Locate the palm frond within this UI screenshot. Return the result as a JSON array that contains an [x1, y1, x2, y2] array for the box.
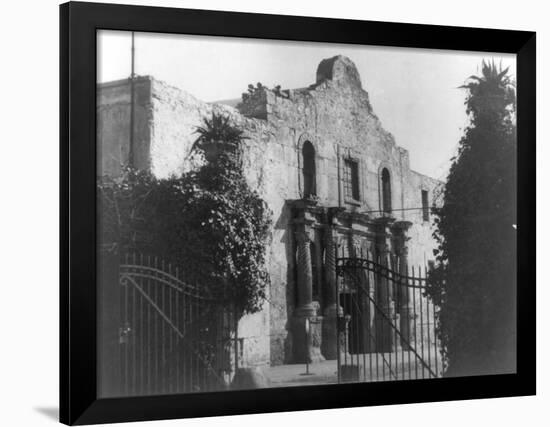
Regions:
[[191, 112, 248, 154]]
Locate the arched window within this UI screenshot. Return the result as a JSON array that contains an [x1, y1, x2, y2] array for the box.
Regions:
[[302, 141, 316, 198], [381, 168, 392, 213]]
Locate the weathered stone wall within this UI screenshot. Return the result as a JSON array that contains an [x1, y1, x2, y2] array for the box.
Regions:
[[97, 78, 153, 176], [244, 57, 410, 216], [97, 55, 442, 367], [404, 171, 441, 268]]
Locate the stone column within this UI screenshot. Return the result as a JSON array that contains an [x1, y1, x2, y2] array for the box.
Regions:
[[295, 229, 316, 317], [374, 221, 396, 352], [321, 225, 342, 359], [397, 246, 415, 348], [324, 227, 338, 313], [293, 226, 324, 363], [392, 221, 415, 348]]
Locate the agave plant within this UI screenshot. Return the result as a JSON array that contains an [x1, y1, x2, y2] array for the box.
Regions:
[[194, 112, 245, 146], [460, 59, 516, 123], [189, 113, 247, 163]]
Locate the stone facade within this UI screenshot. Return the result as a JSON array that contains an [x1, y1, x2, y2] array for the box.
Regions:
[[97, 55, 441, 368]]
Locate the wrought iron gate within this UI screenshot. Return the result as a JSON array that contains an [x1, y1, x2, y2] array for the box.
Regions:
[[335, 250, 441, 382], [100, 251, 235, 397]]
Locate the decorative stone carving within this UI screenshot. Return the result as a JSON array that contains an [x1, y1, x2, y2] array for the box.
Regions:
[[324, 227, 338, 310], [292, 315, 325, 363], [374, 221, 396, 352], [392, 221, 416, 347], [292, 222, 325, 363], [321, 224, 343, 360], [294, 229, 316, 318]]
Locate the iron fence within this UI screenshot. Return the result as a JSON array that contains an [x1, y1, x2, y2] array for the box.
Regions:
[[336, 247, 441, 382], [99, 251, 235, 397]]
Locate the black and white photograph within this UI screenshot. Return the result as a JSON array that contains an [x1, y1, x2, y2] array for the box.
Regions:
[[96, 30, 517, 397], [2, 0, 546, 426]]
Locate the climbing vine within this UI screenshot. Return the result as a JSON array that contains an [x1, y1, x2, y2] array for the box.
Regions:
[[425, 61, 517, 376], [98, 113, 272, 317]]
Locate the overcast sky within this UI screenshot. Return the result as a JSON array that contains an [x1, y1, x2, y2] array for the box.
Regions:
[[97, 30, 516, 179]]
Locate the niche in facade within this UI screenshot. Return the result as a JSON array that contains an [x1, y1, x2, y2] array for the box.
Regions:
[[302, 141, 316, 198], [382, 168, 392, 213]]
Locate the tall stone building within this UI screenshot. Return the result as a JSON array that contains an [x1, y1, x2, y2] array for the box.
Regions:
[[98, 56, 441, 368]]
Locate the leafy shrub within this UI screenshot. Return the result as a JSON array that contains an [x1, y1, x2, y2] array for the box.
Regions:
[[99, 114, 272, 317], [426, 61, 517, 376]]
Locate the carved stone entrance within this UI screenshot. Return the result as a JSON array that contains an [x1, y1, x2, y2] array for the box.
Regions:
[[288, 199, 423, 366]]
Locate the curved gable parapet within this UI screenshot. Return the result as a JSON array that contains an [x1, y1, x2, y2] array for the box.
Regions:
[[316, 55, 362, 88]]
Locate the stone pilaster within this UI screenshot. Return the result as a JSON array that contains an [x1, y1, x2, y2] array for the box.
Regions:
[[392, 221, 415, 348], [293, 226, 324, 363], [321, 223, 342, 359], [323, 226, 339, 314], [398, 246, 416, 349], [294, 229, 316, 317], [374, 218, 396, 352]]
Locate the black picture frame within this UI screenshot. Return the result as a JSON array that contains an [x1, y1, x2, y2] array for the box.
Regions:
[[60, 1, 536, 425]]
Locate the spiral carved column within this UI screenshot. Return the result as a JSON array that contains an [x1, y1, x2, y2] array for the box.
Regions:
[[293, 226, 324, 363], [375, 221, 396, 352], [295, 230, 316, 317], [324, 227, 338, 313], [393, 221, 414, 348], [321, 225, 342, 360]]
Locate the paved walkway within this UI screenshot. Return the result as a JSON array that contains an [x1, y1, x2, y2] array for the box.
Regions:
[[263, 352, 441, 387], [265, 360, 338, 387]]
